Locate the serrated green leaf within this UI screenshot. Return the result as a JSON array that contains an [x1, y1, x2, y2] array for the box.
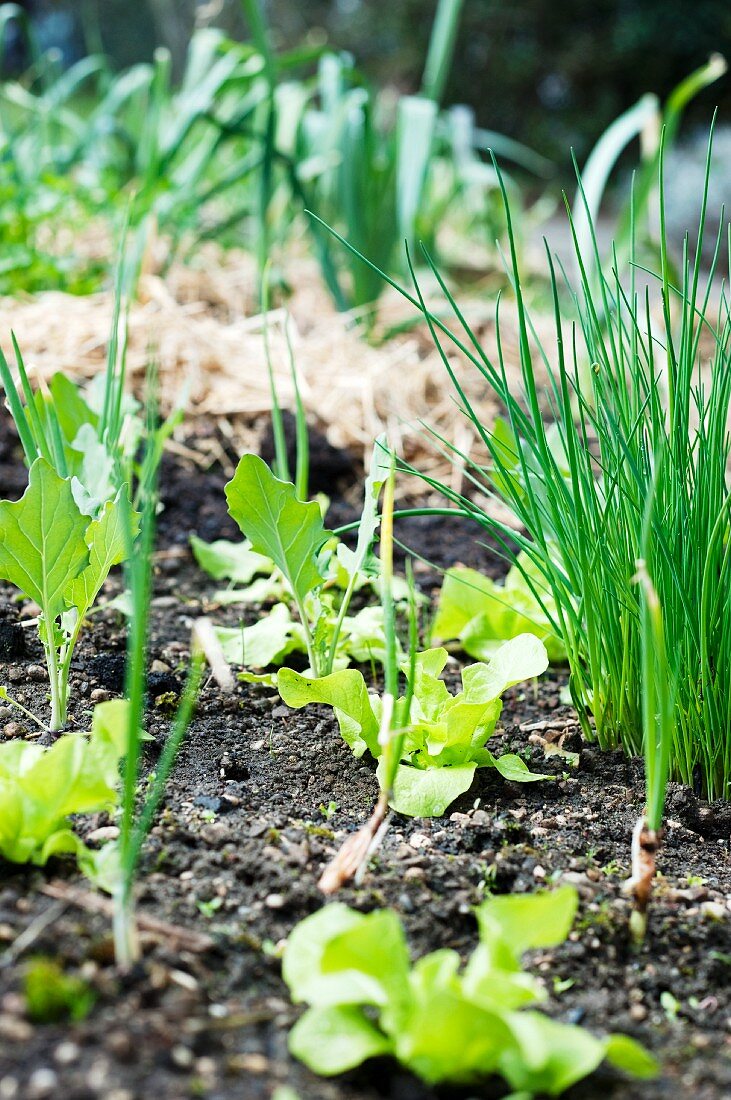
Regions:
[[0, 457, 89, 619], [225, 454, 330, 604], [65, 492, 136, 617]]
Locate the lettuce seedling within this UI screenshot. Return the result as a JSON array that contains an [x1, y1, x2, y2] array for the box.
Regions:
[[214, 600, 393, 682], [283, 889, 657, 1090], [432, 554, 567, 663], [0, 458, 136, 729], [278, 635, 550, 816], [0, 699, 130, 869], [223, 438, 391, 678]]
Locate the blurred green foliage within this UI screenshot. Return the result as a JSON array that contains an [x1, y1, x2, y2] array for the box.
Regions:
[[89, 0, 731, 170]]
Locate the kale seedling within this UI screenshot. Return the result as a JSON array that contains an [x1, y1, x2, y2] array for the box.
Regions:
[[221, 437, 392, 680], [0, 459, 136, 729], [283, 888, 657, 1091]]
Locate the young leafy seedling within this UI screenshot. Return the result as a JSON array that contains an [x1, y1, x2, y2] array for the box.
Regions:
[[222, 436, 392, 680], [0, 458, 136, 730], [0, 699, 131, 871], [283, 888, 657, 1090], [278, 638, 549, 818]]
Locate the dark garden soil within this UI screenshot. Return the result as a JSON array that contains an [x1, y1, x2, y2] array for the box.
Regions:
[[0, 413, 730, 1100]]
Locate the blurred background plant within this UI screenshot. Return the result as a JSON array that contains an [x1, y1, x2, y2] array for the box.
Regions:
[[0, 0, 726, 308]]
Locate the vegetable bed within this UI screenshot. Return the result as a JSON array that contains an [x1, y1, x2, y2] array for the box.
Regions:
[[0, 415, 729, 1100]]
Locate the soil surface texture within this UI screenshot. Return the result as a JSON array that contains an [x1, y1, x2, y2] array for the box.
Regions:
[[0, 412, 729, 1100]]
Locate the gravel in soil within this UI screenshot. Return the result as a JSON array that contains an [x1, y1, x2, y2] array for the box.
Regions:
[[0, 417, 730, 1100]]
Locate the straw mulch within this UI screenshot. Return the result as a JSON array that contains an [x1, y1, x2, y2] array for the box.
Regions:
[[0, 242, 552, 491]]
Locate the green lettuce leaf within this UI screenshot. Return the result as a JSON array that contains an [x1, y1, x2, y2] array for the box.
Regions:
[[279, 636, 549, 816], [432, 558, 566, 663], [283, 891, 657, 1091], [0, 701, 130, 866], [278, 667, 380, 757], [190, 533, 272, 585], [288, 1005, 392, 1075]]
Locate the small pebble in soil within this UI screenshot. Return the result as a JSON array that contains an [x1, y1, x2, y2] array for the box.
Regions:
[[27, 1069, 57, 1099], [193, 794, 239, 814], [53, 1042, 80, 1066]]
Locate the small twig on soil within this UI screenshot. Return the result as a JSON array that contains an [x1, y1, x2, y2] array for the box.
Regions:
[[191, 617, 234, 693], [40, 882, 215, 955], [318, 793, 390, 896], [353, 808, 393, 888], [622, 814, 661, 944], [0, 900, 68, 969]]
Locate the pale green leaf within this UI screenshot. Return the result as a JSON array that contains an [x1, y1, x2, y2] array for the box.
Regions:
[[336, 435, 391, 584], [433, 561, 566, 663], [65, 492, 136, 617], [486, 751, 551, 783], [283, 903, 409, 1008], [475, 886, 578, 955], [68, 424, 117, 516], [190, 533, 272, 584], [603, 1034, 658, 1079], [214, 603, 303, 667], [461, 634, 549, 700], [289, 1005, 391, 1075], [379, 760, 477, 816], [500, 1011, 606, 1095], [278, 667, 380, 757]]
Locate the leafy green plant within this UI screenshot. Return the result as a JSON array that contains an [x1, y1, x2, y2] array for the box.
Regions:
[[432, 554, 566, 663], [283, 889, 657, 1090], [23, 957, 95, 1024], [222, 438, 392, 679], [279, 637, 549, 817], [0, 458, 136, 729], [328, 127, 731, 801], [0, 699, 130, 867]]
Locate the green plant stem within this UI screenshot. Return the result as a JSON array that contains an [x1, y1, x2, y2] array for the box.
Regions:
[[378, 456, 403, 799], [420, 0, 465, 105]]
